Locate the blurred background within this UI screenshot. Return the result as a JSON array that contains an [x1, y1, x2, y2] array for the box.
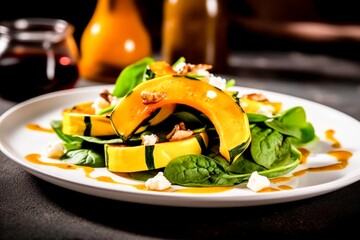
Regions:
[[1, 0, 360, 83], [1, 0, 359, 56]]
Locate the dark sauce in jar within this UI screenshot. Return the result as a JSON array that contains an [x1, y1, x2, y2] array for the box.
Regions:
[[0, 18, 79, 102]]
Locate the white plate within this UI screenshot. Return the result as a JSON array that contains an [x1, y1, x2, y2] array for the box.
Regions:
[[1, 85, 360, 207]]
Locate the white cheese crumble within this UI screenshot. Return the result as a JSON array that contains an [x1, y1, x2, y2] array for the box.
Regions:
[[206, 90, 217, 99], [247, 171, 270, 192], [91, 93, 120, 114], [145, 172, 171, 190], [142, 134, 158, 145], [240, 102, 248, 108], [91, 96, 111, 114], [257, 104, 275, 117], [44, 139, 65, 159], [110, 96, 121, 106], [194, 68, 210, 77], [208, 75, 226, 90]]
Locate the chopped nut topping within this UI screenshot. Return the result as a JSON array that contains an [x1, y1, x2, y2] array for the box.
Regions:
[[141, 91, 167, 104], [99, 89, 112, 103], [176, 63, 213, 75], [166, 122, 193, 141]]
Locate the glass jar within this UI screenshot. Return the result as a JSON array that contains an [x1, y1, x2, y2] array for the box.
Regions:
[[0, 18, 79, 102], [161, 0, 228, 72], [79, 0, 152, 84]]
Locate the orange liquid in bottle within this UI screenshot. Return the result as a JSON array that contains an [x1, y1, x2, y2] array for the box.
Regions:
[[79, 0, 152, 83]]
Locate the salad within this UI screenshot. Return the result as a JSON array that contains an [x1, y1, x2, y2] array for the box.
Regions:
[[47, 57, 317, 191]]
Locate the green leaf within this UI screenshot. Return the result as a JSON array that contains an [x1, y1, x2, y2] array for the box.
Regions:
[[265, 119, 303, 139], [172, 56, 186, 67], [130, 169, 161, 181], [50, 120, 82, 144], [250, 126, 291, 169], [247, 113, 271, 123], [226, 79, 236, 88], [267, 106, 317, 145], [164, 154, 246, 187], [226, 152, 267, 174], [112, 57, 155, 97], [60, 149, 105, 167]]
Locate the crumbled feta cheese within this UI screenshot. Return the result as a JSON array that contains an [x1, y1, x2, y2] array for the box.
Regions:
[[109, 95, 121, 106], [44, 139, 65, 159], [145, 172, 171, 190], [257, 104, 275, 117], [247, 171, 270, 192], [91, 96, 111, 114], [142, 134, 158, 145], [194, 68, 210, 77], [208, 75, 226, 90], [240, 102, 248, 108], [206, 90, 217, 99]]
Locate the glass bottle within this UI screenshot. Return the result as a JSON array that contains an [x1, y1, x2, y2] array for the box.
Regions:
[[161, 0, 228, 72], [79, 0, 152, 84], [0, 18, 79, 102]]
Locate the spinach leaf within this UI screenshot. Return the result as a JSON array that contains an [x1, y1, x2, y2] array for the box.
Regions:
[[226, 79, 236, 88], [50, 120, 122, 167], [163, 151, 300, 187], [250, 125, 291, 169], [60, 149, 105, 167], [247, 113, 271, 123], [50, 120, 82, 144], [172, 56, 186, 67], [257, 158, 300, 179], [265, 119, 302, 139], [226, 151, 267, 174], [266, 106, 316, 146], [112, 57, 155, 97], [50, 120, 83, 151], [130, 169, 162, 181], [164, 154, 247, 187]]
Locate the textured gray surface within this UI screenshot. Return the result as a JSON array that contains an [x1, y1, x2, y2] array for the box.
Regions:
[[1, 52, 360, 239]]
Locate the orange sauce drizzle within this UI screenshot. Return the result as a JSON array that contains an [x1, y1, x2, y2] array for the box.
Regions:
[[26, 123, 54, 133], [298, 148, 311, 164], [26, 153, 76, 169], [24, 125, 354, 194], [259, 187, 280, 193], [271, 149, 353, 186], [325, 129, 341, 148], [25, 153, 232, 194]]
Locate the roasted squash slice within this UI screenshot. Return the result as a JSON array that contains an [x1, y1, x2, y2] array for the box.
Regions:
[[110, 75, 251, 162], [62, 102, 116, 136], [148, 61, 177, 76], [105, 132, 208, 172], [240, 93, 282, 115], [62, 102, 176, 137]]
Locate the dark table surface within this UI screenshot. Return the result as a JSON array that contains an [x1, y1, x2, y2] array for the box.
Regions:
[[1, 51, 360, 239]]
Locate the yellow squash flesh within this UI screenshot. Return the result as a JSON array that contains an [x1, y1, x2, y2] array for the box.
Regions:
[[240, 93, 282, 115], [62, 101, 176, 137], [105, 132, 208, 172], [62, 102, 116, 136], [110, 75, 251, 162]]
